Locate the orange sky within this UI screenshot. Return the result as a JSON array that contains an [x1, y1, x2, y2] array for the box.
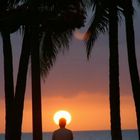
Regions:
[[0, 31, 139, 133], [0, 7, 140, 133], [0, 91, 137, 133]]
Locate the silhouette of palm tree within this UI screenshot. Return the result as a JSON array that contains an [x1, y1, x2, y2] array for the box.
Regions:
[[123, 0, 140, 139], [84, 0, 140, 139], [109, 1, 122, 139], [0, 1, 85, 140], [0, 1, 17, 140], [83, 1, 122, 139], [1, 31, 14, 140]]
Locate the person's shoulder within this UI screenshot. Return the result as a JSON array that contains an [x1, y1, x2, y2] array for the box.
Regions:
[[52, 129, 60, 134], [53, 128, 72, 134], [65, 128, 73, 133], [53, 128, 61, 133]]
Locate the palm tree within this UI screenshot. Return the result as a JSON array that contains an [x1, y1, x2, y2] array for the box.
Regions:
[[0, 2, 31, 140], [30, 2, 85, 140], [83, 0, 122, 139], [84, 0, 140, 139], [30, 26, 43, 140], [109, 0, 122, 139], [123, 0, 140, 138], [1, 1, 85, 140], [13, 26, 31, 140], [0, 1, 17, 140], [1, 31, 15, 140]]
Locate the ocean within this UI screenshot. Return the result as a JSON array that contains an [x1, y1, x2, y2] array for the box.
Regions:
[[0, 130, 138, 140]]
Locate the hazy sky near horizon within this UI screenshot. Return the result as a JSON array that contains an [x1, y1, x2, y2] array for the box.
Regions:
[[0, 5, 140, 133]]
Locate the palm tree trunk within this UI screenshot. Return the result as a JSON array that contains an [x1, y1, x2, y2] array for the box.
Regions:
[[109, 1, 122, 140], [31, 27, 43, 140], [2, 32, 14, 140], [13, 27, 31, 140], [124, 0, 140, 138]]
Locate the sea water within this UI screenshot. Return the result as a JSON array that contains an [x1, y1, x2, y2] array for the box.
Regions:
[[0, 130, 138, 140]]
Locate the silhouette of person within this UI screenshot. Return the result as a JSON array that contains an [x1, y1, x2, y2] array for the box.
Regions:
[[52, 118, 73, 140]]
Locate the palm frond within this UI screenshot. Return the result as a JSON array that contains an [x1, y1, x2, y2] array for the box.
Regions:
[[0, 0, 85, 78], [40, 32, 57, 77], [38, 0, 85, 77], [0, 0, 10, 10], [136, 0, 140, 6], [81, 0, 92, 8], [40, 30, 72, 77], [84, 4, 109, 58]]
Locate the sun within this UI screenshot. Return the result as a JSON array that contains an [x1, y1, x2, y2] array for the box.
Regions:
[[53, 110, 72, 125]]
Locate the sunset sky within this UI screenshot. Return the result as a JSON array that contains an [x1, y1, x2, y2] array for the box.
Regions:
[[0, 5, 140, 133]]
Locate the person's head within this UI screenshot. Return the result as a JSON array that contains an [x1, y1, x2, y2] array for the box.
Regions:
[[59, 118, 66, 128]]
